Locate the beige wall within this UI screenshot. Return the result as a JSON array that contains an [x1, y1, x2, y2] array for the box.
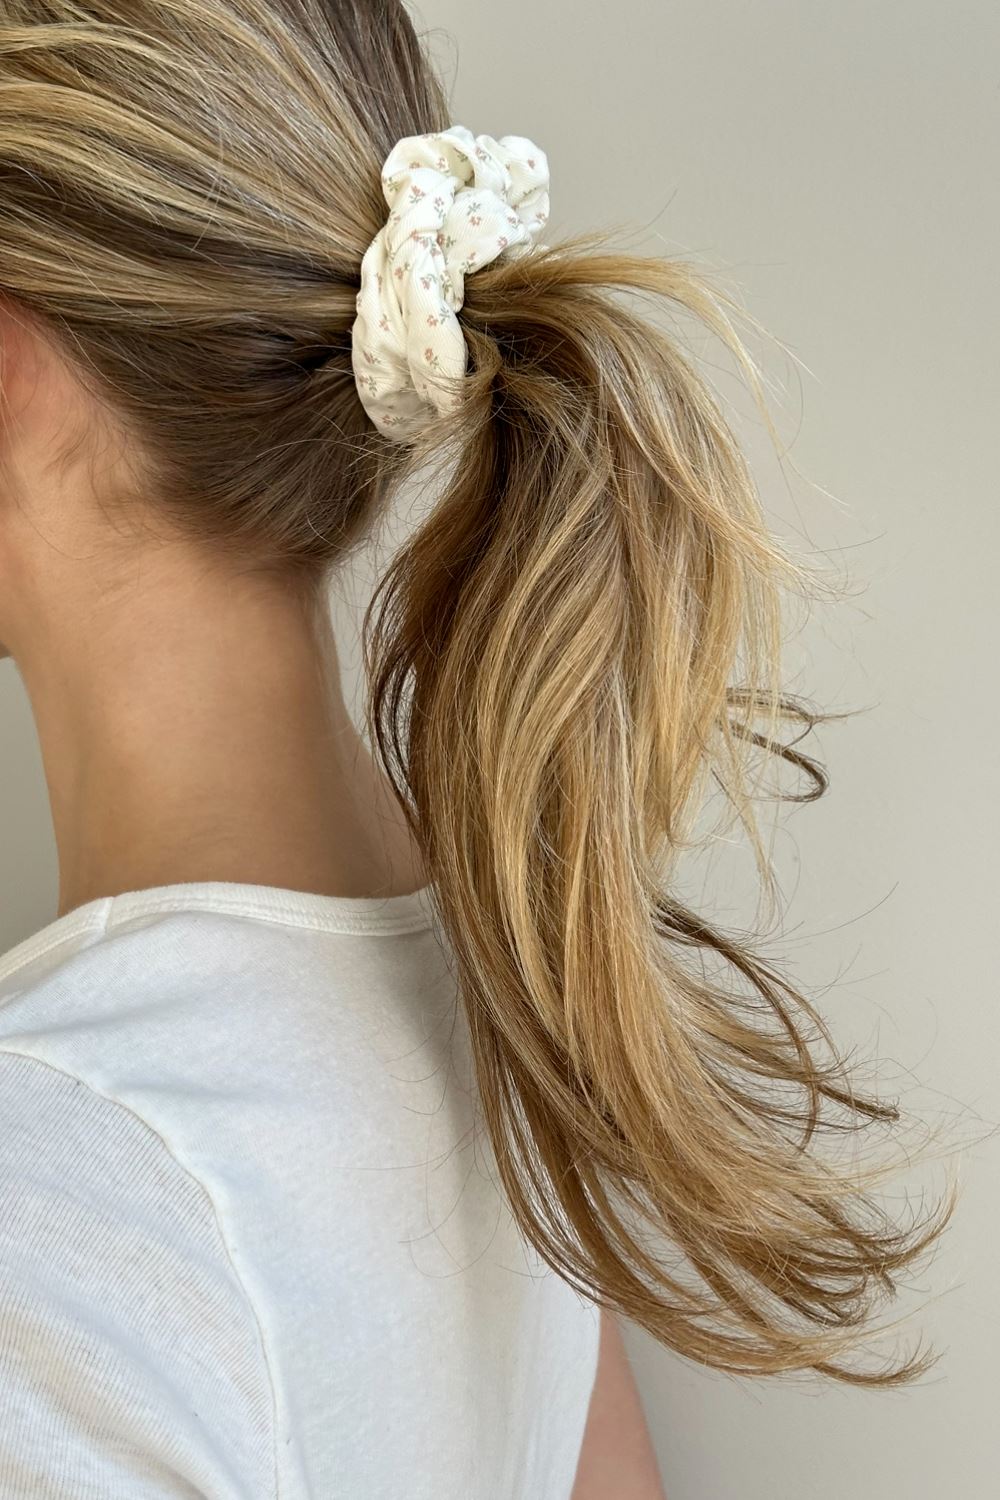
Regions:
[[0, 3, 996, 1494]]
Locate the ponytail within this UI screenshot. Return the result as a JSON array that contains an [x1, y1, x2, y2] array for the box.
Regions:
[[363, 228, 957, 1383]]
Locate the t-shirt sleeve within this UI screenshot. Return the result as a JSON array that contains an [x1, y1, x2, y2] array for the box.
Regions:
[[0, 1048, 276, 1498]]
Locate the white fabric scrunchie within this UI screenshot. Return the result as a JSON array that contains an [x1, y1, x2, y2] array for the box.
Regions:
[[351, 124, 550, 443]]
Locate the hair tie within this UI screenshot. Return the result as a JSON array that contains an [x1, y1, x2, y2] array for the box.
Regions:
[[351, 124, 550, 443]]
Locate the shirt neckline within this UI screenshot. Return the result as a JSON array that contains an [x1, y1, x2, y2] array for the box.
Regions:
[[0, 877, 442, 992]]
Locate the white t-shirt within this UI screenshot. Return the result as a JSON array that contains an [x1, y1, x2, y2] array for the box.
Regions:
[[0, 880, 600, 1498]]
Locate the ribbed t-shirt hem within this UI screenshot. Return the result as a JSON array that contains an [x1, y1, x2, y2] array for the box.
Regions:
[[0, 878, 442, 993]]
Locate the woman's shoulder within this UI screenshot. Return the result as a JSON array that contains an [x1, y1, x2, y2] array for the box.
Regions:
[[0, 1045, 276, 1496]]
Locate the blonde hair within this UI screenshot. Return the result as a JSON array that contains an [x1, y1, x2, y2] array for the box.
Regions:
[[0, 0, 965, 1382]]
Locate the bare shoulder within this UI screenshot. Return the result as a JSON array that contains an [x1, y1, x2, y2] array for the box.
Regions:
[[570, 1309, 667, 1500]]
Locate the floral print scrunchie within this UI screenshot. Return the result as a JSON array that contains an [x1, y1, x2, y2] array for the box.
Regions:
[[351, 124, 550, 443]]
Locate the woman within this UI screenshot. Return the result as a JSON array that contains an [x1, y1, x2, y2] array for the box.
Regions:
[[0, 3, 956, 1496]]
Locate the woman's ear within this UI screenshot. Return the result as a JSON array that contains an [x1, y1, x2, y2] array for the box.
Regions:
[[0, 301, 107, 671]]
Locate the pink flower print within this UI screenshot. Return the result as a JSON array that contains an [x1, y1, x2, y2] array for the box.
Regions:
[[527, 158, 535, 168], [497, 235, 508, 250], [427, 312, 439, 327], [436, 157, 447, 170], [433, 196, 445, 213], [379, 314, 390, 332], [419, 272, 438, 291], [469, 215, 481, 227], [475, 146, 488, 161], [507, 213, 518, 227], [424, 347, 442, 371], [408, 184, 426, 206], [376, 271, 383, 290], [394, 265, 405, 280]]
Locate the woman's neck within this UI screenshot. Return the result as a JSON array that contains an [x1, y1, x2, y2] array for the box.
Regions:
[[9, 535, 425, 917]]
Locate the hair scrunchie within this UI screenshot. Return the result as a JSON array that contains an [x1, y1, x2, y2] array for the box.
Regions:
[[351, 124, 550, 442]]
